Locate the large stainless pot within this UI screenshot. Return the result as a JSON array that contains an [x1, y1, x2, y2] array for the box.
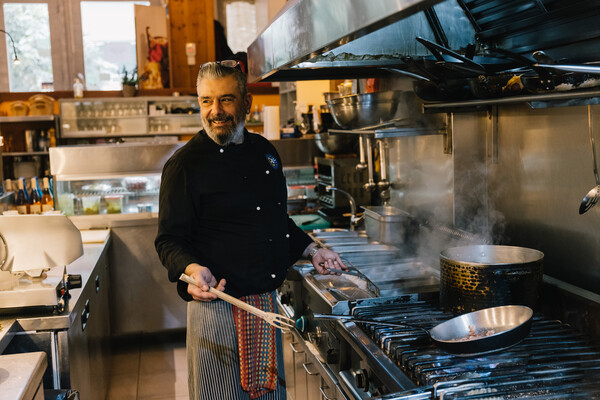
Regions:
[[440, 245, 544, 315]]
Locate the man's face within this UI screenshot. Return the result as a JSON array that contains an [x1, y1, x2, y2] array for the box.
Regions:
[[198, 75, 252, 146]]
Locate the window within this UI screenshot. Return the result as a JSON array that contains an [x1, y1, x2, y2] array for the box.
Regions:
[[4, 3, 53, 92], [81, 1, 148, 90], [0, 0, 157, 92]]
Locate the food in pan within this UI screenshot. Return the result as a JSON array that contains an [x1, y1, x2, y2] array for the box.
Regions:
[[447, 325, 497, 342]]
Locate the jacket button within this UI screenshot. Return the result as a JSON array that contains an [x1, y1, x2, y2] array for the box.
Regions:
[[268, 238, 273, 242], [256, 206, 261, 211], [286, 234, 290, 238], [265, 170, 270, 174], [271, 274, 276, 278], [219, 148, 224, 153]]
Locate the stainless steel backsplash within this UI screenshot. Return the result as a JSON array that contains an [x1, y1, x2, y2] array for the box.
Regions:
[[387, 103, 600, 296]]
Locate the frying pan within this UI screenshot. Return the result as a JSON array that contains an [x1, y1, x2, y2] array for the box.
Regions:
[[313, 305, 533, 355], [406, 38, 525, 100]]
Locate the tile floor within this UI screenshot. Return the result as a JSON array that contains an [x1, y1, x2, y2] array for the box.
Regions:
[[107, 330, 189, 400]]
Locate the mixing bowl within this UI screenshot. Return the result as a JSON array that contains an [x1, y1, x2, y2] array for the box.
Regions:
[[314, 132, 358, 155], [325, 90, 402, 129]]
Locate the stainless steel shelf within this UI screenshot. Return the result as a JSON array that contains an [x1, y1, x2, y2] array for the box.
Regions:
[[2, 151, 49, 157], [329, 127, 445, 138], [148, 114, 200, 118], [63, 115, 145, 120], [423, 89, 600, 113], [0, 115, 55, 123]]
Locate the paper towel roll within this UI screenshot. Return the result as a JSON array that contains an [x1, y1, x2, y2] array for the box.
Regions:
[[262, 106, 280, 140]]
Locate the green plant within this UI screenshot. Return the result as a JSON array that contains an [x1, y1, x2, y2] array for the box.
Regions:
[[121, 66, 138, 86]]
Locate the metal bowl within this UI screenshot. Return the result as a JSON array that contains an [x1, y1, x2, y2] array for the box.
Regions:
[[314, 132, 358, 155], [325, 90, 402, 129]]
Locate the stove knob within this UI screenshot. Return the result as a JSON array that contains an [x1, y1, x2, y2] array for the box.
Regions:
[[66, 274, 82, 289], [353, 369, 369, 391], [295, 316, 306, 332]]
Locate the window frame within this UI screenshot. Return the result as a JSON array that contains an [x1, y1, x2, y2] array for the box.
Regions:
[[0, 0, 159, 92]]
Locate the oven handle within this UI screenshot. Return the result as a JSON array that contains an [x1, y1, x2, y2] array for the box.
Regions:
[[303, 362, 320, 376], [319, 386, 335, 400], [289, 342, 304, 353]]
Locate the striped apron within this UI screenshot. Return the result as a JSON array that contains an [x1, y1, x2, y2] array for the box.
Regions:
[[187, 291, 287, 400]]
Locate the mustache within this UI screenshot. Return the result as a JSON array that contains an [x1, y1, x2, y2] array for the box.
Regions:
[[208, 115, 234, 123]]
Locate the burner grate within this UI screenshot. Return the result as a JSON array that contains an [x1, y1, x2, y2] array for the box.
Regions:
[[352, 300, 600, 399]]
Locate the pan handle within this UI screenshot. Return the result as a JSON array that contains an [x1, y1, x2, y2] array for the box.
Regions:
[[382, 68, 431, 82], [536, 64, 600, 75], [416, 37, 486, 75], [312, 314, 431, 335]]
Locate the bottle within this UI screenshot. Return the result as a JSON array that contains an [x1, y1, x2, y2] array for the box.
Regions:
[[15, 178, 29, 214], [29, 177, 42, 214], [252, 105, 261, 123], [38, 130, 49, 151], [4, 179, 15, 211], [41, 177, 54, 212], [19, 177, 30, 204], [73, 78, 84, 98], [48, 128, 56, 148]]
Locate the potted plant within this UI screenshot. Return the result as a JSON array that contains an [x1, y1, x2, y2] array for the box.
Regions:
[[121, 66, 138, 97]]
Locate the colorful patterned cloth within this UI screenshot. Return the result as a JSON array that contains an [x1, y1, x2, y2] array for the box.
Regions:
[[232, 293, 278, 399]]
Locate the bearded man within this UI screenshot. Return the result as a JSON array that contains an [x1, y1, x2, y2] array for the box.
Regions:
[[155, 61, 347, 400]]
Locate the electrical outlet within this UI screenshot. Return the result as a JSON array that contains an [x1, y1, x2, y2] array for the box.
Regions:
[[186, 43, 196, 65]]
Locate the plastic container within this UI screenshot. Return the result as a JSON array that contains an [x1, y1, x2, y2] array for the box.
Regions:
[[81, 195, 100, 215], [104, 195, 123, 214]]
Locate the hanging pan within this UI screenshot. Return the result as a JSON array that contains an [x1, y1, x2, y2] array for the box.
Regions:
[[313, 304, 533, 355]]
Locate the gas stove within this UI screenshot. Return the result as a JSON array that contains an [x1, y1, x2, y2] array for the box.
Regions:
[[283, 228, 600, 400], [334, 295, 600, 399]]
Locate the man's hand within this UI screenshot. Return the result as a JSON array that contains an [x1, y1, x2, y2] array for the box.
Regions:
[[311, 248, 348, 275], [184, 263, 226, 301]]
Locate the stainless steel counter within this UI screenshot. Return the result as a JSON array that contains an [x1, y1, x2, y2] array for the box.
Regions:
[[0, 352, 47, 400]]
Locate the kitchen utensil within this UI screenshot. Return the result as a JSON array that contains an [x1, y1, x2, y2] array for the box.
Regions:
[[362, 206, 411, 244], [322, 267, 361, 277], [179, 273, 295, 330], [416, 37, 487, 75], [313, 132, 357, 154], [313, 305, 533, 355], [580, 105, 600, 214], [302, 217, 321, 226], [325, 90, 403, 129], [440, 245, 544, 315]]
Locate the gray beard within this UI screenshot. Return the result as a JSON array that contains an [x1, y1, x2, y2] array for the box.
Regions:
[[203, 113, 246, 146]]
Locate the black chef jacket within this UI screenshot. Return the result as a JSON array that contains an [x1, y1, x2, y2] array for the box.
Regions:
[[155, 129, 313, 300]]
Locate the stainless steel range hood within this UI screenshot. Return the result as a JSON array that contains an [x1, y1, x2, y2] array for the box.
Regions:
[[247, 0, 455, 82], [248, 0, 600, 83]]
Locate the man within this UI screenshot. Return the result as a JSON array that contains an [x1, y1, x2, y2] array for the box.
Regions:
[[155, 60, 347, 400]]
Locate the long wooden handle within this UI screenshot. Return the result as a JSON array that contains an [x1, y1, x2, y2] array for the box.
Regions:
[[179, 273, 266, 318]]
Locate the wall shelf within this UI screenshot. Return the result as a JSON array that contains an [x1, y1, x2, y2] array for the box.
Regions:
[[423, 89, 600, 113], [0, 115, 55, 123], [3, 151, 49, 157]]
